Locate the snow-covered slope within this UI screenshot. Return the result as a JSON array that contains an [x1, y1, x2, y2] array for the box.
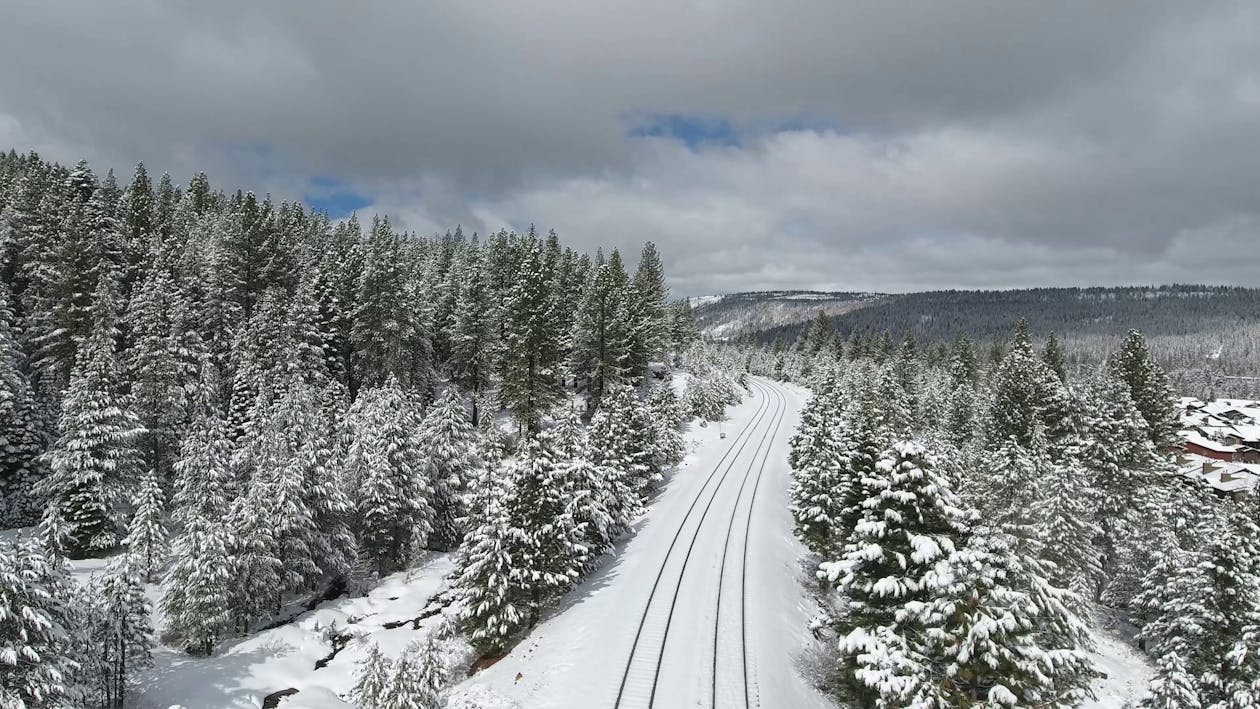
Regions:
[[689, 291, 883, 341], [134, 556, 458, 709]]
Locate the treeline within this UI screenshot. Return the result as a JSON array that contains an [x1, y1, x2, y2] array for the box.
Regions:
[[747, 322, 1260, 707], [747, 286, 1260, 397], [767, 305, 1260, 400], [0, 149, 700, 708]]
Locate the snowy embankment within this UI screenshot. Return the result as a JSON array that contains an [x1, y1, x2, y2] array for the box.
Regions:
[[131, 554, 458, 709]]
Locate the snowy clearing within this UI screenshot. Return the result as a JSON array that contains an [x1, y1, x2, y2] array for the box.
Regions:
[[133, 555, 457, 709]]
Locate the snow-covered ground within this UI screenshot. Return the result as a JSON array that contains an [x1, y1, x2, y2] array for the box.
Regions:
[[453, 377, 833, 709], [1084, 621, 1155, 708], [133, 555, 457, 709]]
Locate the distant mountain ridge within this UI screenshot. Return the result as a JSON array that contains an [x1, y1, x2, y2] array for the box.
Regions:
[[693, 285, 1260, 343], [688, 290, 884, 340]]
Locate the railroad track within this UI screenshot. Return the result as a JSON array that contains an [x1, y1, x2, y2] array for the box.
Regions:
[[613, 378, 785, 709], [714, 379, 785, 709]]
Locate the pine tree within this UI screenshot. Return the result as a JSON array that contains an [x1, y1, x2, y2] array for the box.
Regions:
[[447, 244, 495, 425], [421, 387, 480, 551], [455, 473, 530, 655], [509, 439, 585, 622], [352, 643, 392, 709], [122, 467, 166, 581], [789, 411, 845, 557], [1078, 371, 1163, 604], [387, 636, 450, 709], [968, 435, 1046, 543], [126, 264, 198, 476], [38, 274, 144, 558], [570, 253, 631, 407], [986, 321, 1066, 450], [1037, 463, 1103, 602], [0, 281, 46, 525], [1136, 508, 1260, 706], [822, 441, 970, 707], [588, 383, 655, 520], [646, 382, 686, 471], [160, 359, 234, 656], [1107, 329, 1177, 447], [35, 163, 123, 389], [118, 162, 155, 299], [498, 239, 563, 433], [90, 556, 154, 709], [1141, 653, 1202, 709], [0, 537, 82, 709], [345, 379, 434, 576], [352, 216, 424, 391], [1042, 331, 1067, 381], [913, 527, 1097, 706], [632, 242, 669, 359]]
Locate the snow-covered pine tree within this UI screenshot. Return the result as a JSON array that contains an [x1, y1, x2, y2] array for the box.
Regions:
[[35, 164, 123, 390], [386, 636, 450, 709], [89, 556, 154, 709], [160, 359, 235, 656], [588, 383, 655, 519], [632, 242, 669, 360], [1140, 653, 1202, 709], [943, 380, 978, 447], [967, 434, 1047, 544], [301, 380, 357, 586], [1107, 329, 1177, 447], [508, 439, 585, 624], [0, 280, 46, 525], [1136, 507, 1260, 706], [570, 251, 631, 408], [38, 272, 144, 558], [0, 537, 83, 709], [1042, 331, 1067, 381], [118, 162, 154, 299], [125, 259, 191, 476], [683, 373, 722, 422], [454, 472, 530, 655], [912, 526, 1098, 706], [646, 381, 686, 471], [122, 466, 165, 581], [421, 387, 479, 552], [821, 440, 970, 707], [789, 412, 845, 557], [828, 379, 899, 545], [352, 216, 423, 391], [1036, 451, 1103, 599], [351, 642, 392, 709], [447, 244, 495, 426], [1078, 370, 1164, 605], [345, 378, 434, 576], [498, 238, 563, 434]]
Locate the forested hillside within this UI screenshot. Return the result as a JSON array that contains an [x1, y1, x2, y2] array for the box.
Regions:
[[742, 287, 1260, 398], [0, 149, 713, 707], [689, 290, 882, 340], [753, 287, 1260, 344]]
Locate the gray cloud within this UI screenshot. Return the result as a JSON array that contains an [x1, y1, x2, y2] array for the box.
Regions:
[[2, 0, 1259, 294]]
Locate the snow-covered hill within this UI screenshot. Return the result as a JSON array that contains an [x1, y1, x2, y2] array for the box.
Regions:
[[689, 290, 884, 341]]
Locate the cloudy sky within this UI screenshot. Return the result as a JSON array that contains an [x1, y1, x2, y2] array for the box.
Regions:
[[2, 1, 1259, 295]]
